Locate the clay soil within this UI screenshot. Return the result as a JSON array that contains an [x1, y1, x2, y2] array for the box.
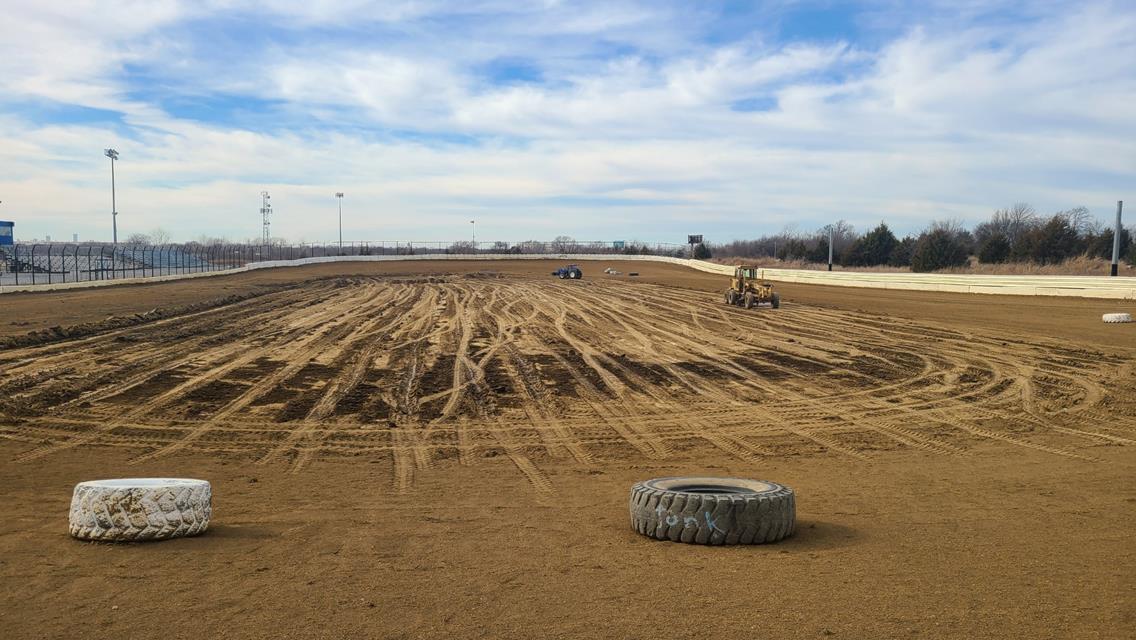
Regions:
[[1, 260, 1134, 639]]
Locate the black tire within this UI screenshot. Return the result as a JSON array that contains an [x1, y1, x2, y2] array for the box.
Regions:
[[744, 292, 754, 309], [724, 291, 735, 305], [629, 477, 795, 545], [771, 292, 781, 309], [558, 272, 567, 279], [570, 269, 582, 279]]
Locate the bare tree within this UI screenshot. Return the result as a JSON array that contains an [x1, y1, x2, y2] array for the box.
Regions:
[[1055, 206, 1098, 235], [149, 228, 172, 244], [976, 203, 1038, 247], [551, 235, 576, 253], [818, 219, 857, 253], [929, 219, 968, 236], [1003, 203, 1037, 242], [126, 232, 151, 244], [195, 234, 231, 246]]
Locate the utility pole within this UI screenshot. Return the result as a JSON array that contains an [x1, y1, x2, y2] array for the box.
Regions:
[[1112, 200, 1124, 277], [827, 226, 834, 271], [104, 149, 119, 243], [336, 192, 344, 253], [470, 220, 476, 247], [260, 191, 272, 244]]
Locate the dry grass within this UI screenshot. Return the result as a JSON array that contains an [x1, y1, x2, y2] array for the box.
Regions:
[[708, 257, 905, 272], [709, 255, 1135, 276], [941, 255, 1135, 276]]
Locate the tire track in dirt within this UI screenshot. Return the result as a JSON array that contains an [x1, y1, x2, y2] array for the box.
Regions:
[[135, 282, 403, 464], [4, 275, 1130, 492], [14, 283, 383, 462], [280, 286, 425, 471], [0, 286, 331, 411]]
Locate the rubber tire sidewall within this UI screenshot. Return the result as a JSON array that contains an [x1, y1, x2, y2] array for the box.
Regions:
[[629, 478, 795, 545]]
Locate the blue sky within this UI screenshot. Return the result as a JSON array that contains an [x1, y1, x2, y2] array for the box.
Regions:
[[0, 0, 1132, 243]]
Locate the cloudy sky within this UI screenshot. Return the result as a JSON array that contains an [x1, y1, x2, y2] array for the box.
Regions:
[[0, 0, 1132, 244]]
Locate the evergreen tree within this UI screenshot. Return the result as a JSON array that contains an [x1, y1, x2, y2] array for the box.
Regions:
[[889, 236, 916, 267], [844, 222, 898, 266], [977, 234, 1011, 263], [911, 227, 969, 272]]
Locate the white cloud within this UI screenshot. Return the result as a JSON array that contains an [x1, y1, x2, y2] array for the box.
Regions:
[[0, 1, 1133, 244]]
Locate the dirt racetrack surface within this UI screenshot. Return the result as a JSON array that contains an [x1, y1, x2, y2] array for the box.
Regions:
[[1, 260, 1134, 639]]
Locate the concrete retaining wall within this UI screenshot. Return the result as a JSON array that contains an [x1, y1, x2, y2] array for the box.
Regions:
[[2, 254, 1134, 300]]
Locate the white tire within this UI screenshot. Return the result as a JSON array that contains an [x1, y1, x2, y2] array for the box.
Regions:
[[69, 478, 212, 542], [1102, 313, 1132, 323]]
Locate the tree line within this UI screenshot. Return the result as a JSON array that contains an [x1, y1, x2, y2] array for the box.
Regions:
[[707, 204, 1133, 272]]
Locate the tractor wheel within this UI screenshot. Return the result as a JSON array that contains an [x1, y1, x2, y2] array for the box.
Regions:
[[771, 292, 781, 309], [558, 272, 567, 279], [724, 291, 732, 305], [570, 269, 581, 279], [744, 292, 754, 309], [629, 477, 795, 545]]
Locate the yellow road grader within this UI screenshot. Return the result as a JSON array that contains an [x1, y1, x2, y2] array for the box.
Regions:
[[724, 266, 781, 309]]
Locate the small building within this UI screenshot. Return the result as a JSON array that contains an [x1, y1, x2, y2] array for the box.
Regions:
[[0, 221, 13, 246]]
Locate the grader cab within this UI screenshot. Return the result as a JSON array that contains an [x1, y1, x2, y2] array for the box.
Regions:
[[725, 266, 781, 309]]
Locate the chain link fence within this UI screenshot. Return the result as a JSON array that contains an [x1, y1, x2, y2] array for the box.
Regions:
[[0, 240, 688, 286]]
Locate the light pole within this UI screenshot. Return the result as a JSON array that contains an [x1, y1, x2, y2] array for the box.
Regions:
[[104, 148, 119, 243], [827, 225, 834, 271], [470, 220, 476, 249], [336, 192, 344, 253], [1111, 200, 1124, 277]]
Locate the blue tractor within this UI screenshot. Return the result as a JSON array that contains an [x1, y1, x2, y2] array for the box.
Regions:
[[552, 264, 583, 280]]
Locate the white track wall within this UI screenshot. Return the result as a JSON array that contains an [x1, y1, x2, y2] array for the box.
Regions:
[[2, 254, 1134, 299]]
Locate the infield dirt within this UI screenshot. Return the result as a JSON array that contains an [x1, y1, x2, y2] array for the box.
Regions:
[[1, 260, 1133, 639]]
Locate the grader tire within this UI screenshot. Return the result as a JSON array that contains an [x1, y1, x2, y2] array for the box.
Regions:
[[772, 292, 781, 309], [1102, 313, 1132, 323], [744, 292, 755, 309], [69, 478, 212, 542], [629, 477, 795, 545]]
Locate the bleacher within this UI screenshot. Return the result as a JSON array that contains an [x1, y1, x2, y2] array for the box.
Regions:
[[0, 244, 220, 283]]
